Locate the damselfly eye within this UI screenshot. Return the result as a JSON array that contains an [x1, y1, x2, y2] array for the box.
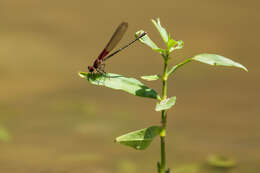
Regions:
[[88, 66, 94, 72]]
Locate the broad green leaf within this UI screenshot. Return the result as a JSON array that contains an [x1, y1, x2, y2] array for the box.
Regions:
[[0, 127, 10, 142], [115, 126, 161, 150], [151, 18, 169, 44], [169, 40, 184, 52], [136, 30, 161, 52], [79, 72, 160, 100], [155, 96, 176, 111], [192, 54, 248, 71], [141, 74, 160, 81]]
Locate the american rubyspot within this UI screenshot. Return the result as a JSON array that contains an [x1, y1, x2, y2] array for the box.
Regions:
[[88, 22, 146, 73]]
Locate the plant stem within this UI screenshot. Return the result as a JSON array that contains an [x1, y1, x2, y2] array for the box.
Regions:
[[159, 57, 169, 173]]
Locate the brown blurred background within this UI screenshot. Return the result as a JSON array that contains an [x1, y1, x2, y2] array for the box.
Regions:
[[0, 0, 259, 173]]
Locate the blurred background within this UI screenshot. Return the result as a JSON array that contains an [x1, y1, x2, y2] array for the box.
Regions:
[[0, 0, 259, 173]]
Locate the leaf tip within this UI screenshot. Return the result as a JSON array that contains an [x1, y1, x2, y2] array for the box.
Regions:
[[151, 18, 156, 23], [151, 18, 160, 25], [135, 30, 146, 38], [241, 66, 248, 72], [78, 72, 88, 78]]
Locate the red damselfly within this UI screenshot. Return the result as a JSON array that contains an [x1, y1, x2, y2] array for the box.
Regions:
[[88, 22, 146, 73]]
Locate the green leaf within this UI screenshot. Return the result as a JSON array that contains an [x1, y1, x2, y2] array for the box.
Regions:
[[155, 96, 176, 111], [115, 126, 161, 150], [151, 18, 169, 44], [167, 39, 177, 50], [79, 72, 160, 100], [169, 40, 184, 52], [136, 30, 162, 52], [141, 74, 160, 81], [192, 54, 248, 71]]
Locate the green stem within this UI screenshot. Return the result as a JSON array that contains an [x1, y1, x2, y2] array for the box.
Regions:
[[167, 58, 191, 77], [159, 57, 169, 173]]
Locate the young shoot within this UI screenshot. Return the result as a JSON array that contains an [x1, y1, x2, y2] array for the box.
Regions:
[[79, 18, 247, 173]]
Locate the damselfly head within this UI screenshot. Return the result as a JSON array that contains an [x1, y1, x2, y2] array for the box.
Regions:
[[88, 66, 95, 73]]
